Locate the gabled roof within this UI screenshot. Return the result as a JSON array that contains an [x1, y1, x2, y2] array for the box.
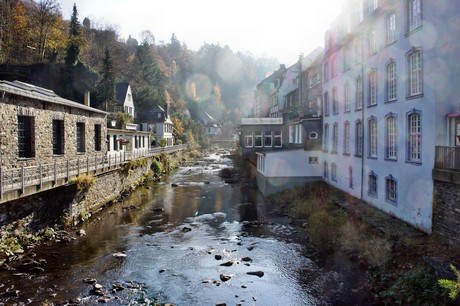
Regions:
[[0, 80, 107, 115], [116, 83, 130, 104]]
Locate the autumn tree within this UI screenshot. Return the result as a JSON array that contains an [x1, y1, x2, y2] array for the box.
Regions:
[[33, 0, 61, 62]]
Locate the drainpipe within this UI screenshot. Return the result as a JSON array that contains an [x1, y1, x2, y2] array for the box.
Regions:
[[360, 32, 365, 201]]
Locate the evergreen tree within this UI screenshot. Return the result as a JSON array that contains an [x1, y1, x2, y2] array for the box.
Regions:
[[65, 3, 83, 65], [96, 47, 116, 109]]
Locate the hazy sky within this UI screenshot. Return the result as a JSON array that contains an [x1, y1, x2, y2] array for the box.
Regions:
[[60, 0, 343, 65]]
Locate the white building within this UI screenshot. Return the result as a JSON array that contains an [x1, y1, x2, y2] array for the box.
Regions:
[[321, 0, 460, 233]]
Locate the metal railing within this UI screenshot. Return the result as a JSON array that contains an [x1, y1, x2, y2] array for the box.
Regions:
[[0, 144, 187, 200], [434, 146, 460, 171]]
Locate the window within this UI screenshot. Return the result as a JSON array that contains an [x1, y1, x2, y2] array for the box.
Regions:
[[343, 45, 351, 70], [332, 87, 339, 114], [408, 49, 422, 97], [94, 124, 102, 151], [257, 154, 265, 172], [331, 163, 337, 182], [356, 77, 363, 110], [309, 157, 318, 164], [368, 117, 377, 158], [385, 174, 397, 203], [368, 70, 378, 106], [344, 121, 350, 154], [332, 122, 338, 153], [324, 91, 329, 116], [408, 0, 422, 32], [368, 0, 378, 13], [76, 122, 86, 153], [344, 82, 351, 112], [331, 56, 338, 78], [52, 119, 64, 155], [264, 131, 272, 147], [324, 61, 329, 82], [386, 61, 397, 101], [385, 114, 397, 160], [274, 131, 282, 147], [113, 135, 118, 151], [349, 167, 353, 189], [324, 161, 329, 179], [407, 110, 421, 162], [356, 120, 363, 156], [368, 28, 377, 55], [245, 131, 253, 147], [368, 171, 378, 197], [324, 124, 329, 152], [254, 131, 263, 147], [18, 115, 35, 158], [354, 37, 362, 65], [386, 13, 396, 44]]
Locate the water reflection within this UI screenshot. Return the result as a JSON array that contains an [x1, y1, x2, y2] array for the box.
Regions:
[[0, 151, 369, 305]]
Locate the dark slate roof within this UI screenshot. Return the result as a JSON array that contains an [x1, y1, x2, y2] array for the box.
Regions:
[[0, 80, 107, 115], [116, 83, 130, 104], [136, 105, 166, 122]]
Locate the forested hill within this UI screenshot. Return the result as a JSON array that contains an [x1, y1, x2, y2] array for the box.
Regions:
[[0, 0, 279, 125]]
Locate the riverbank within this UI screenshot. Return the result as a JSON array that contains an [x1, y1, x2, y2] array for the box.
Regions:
[[0, 147, 202, 269], [265, 182, 460, 305]]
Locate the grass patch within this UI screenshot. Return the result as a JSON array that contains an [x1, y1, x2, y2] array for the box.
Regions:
[[70, 174, 95, 191]]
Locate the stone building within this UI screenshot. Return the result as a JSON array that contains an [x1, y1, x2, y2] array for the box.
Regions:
[[0, 80, 107, 169]]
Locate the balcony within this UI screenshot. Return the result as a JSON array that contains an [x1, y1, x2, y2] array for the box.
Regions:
[[433, 146, 460, 184]]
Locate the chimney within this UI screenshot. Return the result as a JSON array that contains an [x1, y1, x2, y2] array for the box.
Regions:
[[84, 90, 90, 107]]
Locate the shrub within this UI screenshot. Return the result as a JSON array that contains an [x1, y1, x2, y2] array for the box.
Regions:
[[71, 174, 95, 191], [307, 209, 335, 251], [438, 265, 460, 300], [151, 160, 163, 175], [379, 267, 450, 305]]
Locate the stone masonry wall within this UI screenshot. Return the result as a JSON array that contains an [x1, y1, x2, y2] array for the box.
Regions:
[[433, 181, 460, 246], [0, 93, 106, 169]]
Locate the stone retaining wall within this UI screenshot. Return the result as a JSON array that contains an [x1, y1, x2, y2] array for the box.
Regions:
[[433, 180, 460, 246]]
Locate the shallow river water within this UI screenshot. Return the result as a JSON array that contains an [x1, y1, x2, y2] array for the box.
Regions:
[[0, 151, 370, 305]]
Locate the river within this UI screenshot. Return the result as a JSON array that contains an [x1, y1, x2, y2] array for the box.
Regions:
[[0, 150, 371, 305]]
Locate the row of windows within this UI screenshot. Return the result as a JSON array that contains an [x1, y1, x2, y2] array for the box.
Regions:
[[324, 110, 421, 163], [244, 131, 282, 148], [18, 116, 102, 158], [324, 162, 398, 204], [325, 0, 422, 55], [324, 49, 422, 116]]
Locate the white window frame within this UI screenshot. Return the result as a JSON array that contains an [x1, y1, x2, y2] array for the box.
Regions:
[[368, 70, 378, 106], [254, 131, 263, 148], [264, 131, 272, 147], [368, 171, 378, 197], [386, 13, 396, 45], [274, 131, 282, 148], [344, 81, 351, 112], [245, 131, 253, 148], [356, 76, 363, 110], [385, 174, 397, 203], [408, 0, 422, 32], [407, 110, 421, 163], [385, 114, 397, 160], [408, 49, 422, 97], [332, 122, 339, 153], [356, 120, 363, 156], [387, 61, 397, 101], [368, 117, 378, 158], [344, 121, 350, 154]]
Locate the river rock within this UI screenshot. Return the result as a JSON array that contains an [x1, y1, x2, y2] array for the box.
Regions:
[[214, 254, 222, 260], [171, 183, 179, 187], [76, 229, 86, 236], [220, 260, 234, 267], [112, 252, 126, 258], [181, 227, 192, 232], [83, 278, 97, 284], [220, 274, 232, 282], [216, 303, 227, 306], [241, 257, 252, 262], [247, 271, 264, 278], [152, 207, 164, 212]]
